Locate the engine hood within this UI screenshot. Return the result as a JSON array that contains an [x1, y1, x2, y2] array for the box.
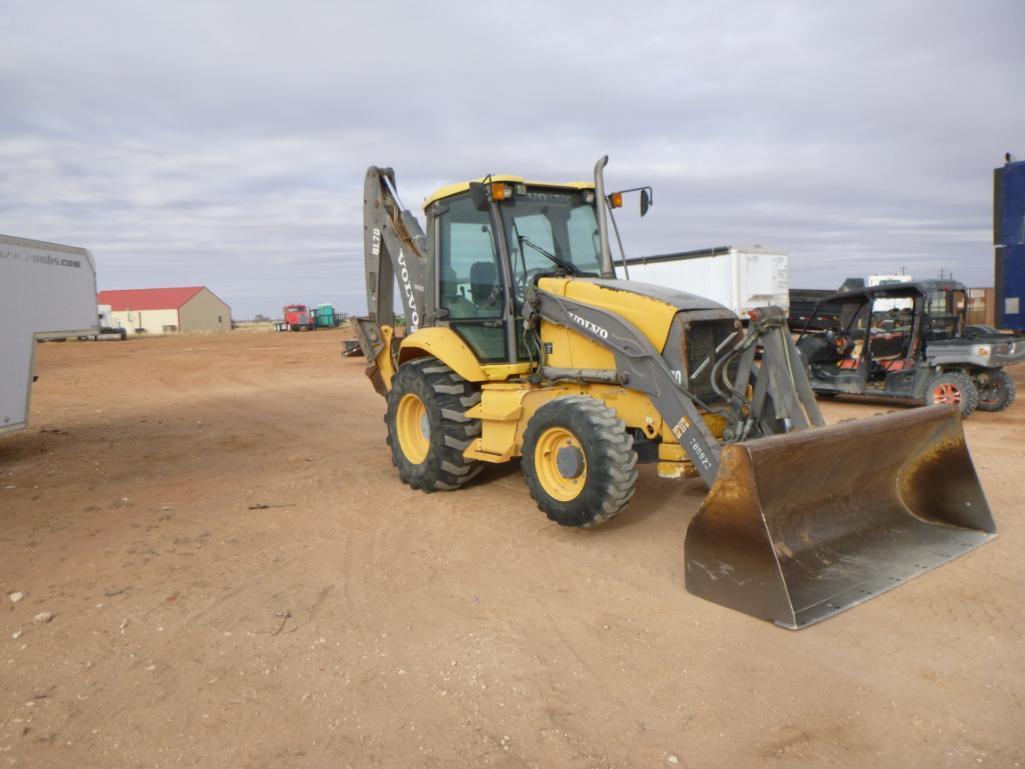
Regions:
[[538, 275, 736, 354], [587, 278, 733, 314]]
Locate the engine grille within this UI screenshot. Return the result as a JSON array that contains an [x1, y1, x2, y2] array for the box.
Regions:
[[685, 319, 739, 403]]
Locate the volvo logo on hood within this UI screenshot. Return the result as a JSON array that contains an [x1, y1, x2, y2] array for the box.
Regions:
[[567, 311, 608, 339]]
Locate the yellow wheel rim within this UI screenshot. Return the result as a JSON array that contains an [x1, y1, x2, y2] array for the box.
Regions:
[[396, 393, 430, 464], [535, 427, 587, 502]]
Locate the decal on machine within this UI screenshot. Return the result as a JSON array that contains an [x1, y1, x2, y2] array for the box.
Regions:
[[672, 416, 713, 471], [671, 415, 691, 439], [397, 249, 419, 331], [567, 311, 608, 339], [688, 437, 713, 471]]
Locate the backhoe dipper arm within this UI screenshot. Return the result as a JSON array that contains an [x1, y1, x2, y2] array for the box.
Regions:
[[353, 166, 430, 395]]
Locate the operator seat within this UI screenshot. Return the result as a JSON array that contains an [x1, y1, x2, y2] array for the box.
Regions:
[[470, 261, 499, 309], [442, 266, 476, 319]]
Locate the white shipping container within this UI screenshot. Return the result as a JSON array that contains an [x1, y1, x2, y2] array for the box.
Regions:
[[621, 246, 789, 315], [1, 234, 99, 435]]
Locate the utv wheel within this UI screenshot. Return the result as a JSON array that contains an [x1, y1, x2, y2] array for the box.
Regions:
[[385, 358, 482, 491], [924, 371, 979, 418], [976, 370, 1016, 412], [521, 396, 638, 528]]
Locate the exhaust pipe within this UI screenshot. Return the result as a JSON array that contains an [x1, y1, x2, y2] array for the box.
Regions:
[[594, 155, 615, 279]]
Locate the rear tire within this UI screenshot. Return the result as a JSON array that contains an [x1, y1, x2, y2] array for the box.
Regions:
[[924, 371, 979, 418], [521, 396, 638, 528], [385, 359, 482, 491], [976, 370, 1016, 412]]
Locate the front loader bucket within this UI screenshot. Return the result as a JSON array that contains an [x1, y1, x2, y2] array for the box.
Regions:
[[685, 406, 996, 629]]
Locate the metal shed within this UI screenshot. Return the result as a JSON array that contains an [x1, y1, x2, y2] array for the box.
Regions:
[[96, 287, 231, 335]]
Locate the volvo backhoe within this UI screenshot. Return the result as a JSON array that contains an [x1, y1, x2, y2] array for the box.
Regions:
[[350, 157, 996, 629]]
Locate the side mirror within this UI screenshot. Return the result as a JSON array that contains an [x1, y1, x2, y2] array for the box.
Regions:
[[607, 186, 654, 217], [468, 182, 489, 211], [640, 188, 652, 217]]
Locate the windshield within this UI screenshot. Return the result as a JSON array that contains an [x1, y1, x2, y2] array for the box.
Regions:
[[499, 189, 602, 292], [923, 289, 965, 340]]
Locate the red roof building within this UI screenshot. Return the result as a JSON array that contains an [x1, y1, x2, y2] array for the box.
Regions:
[[97, 286, 205, 311], [97, 286, 231, 335]]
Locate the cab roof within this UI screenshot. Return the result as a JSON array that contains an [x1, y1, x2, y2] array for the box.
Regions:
[[423, 175, 594, 208]]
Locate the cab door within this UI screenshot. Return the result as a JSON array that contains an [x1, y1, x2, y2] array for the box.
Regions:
[[435, 193, 509, 362]]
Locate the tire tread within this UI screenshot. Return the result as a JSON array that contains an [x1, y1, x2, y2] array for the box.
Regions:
[[385, 360, 482, 491], [522, 395, 638, 528], [976, 370, 1016, 412], [925, 371, 979, 418]]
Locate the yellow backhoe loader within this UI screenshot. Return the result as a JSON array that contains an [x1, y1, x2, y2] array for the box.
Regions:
[[350, 157, 996, 629]]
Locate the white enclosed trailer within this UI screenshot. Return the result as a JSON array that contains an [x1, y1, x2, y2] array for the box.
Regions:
[[1, 234, 99, 436], [868, 273, 914, 312], [622, 246, 789, 315]]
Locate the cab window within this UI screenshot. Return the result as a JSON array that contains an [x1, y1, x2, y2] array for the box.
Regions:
[[438, 194, 506, 361]]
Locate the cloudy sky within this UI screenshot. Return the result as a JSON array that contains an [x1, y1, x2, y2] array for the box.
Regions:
[[2, 1, 1023, 318]]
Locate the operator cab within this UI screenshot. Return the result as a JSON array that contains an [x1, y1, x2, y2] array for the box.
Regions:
[[424, 177, 604, 363]]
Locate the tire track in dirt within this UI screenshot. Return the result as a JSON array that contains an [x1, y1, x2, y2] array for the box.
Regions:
[[3, 330, 1024, 769]]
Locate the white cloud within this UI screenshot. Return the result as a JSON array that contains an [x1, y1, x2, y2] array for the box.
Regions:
[[1, 0, 1022, 316]]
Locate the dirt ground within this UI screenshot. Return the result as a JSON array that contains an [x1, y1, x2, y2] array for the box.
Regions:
[[2, 329, 1023, 769]]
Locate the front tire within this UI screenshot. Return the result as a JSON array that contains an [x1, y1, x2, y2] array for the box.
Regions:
[[976, 369, 1016, 412], [521, 396, 638, 528], [924, 371, 979, 418], [385, 359, 482, 491]]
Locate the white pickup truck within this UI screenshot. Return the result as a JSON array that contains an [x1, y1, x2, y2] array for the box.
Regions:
[[1, 234, 99, 435]]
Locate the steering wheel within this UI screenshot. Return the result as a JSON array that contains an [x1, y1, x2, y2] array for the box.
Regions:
[[515, 267, 550, 302], [824, 330, 853, 357]]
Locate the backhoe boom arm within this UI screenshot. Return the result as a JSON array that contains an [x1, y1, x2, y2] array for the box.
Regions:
[[354, 166, 432, 394], [361, 166, 428, 331]]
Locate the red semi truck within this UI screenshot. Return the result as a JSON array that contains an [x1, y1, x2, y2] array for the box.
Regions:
[[283, 304, 316, 331]]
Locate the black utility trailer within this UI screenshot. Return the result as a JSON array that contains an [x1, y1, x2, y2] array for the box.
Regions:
[[795, 280, 1024, 416], [788, 288, 844, 331]]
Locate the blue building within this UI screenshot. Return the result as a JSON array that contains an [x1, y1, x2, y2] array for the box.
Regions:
[[995, 154, 1025, 330]]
